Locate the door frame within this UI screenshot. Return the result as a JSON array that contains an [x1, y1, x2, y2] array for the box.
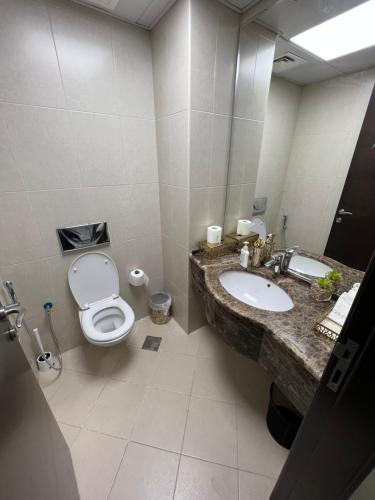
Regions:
[[271, 252, 375, 499]]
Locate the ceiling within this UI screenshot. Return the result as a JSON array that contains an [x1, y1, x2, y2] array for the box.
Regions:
[[73, 0, 375, 83], [72, 0, 176, 28], [72, 0, 259, 28], [256, 0, 375, 85]]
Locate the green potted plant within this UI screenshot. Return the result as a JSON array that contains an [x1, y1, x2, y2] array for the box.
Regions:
[[310, 277, 333, 302], [326, 270, 343, 293]]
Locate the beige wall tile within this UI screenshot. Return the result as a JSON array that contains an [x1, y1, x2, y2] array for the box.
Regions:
[[112, 20, 155, 119], [0, 192, 44, 266], [214, 6, 240, 115], [255, 77, 302, 234], [70, 111, 128, 187], [189, 187, 226, 247], [49, 2, 117, 114], [0, 0, 65, 107], [2, 104, 81, 191], [277, 69, 375, 252]]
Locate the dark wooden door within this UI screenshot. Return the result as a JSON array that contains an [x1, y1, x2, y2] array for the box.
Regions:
[[325, 85, 375, 271], [0, 317, 79, 500], [271, 252, 375, 500]]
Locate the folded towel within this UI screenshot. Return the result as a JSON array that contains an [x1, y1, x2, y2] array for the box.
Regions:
[[328, 284, 359, 327]]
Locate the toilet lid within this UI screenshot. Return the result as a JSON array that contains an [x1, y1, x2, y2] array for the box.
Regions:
[[250, 217, 267, 240], [68, 252, 119, 309]]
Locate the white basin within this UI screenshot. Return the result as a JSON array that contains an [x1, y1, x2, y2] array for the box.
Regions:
[[219, 271, 294, 312], [289, 255, 332, 278]]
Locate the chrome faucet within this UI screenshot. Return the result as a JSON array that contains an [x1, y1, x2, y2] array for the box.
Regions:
[[0, 281, 26, 328], [0, 303, 26, 328], [264, 246, 312, 284]]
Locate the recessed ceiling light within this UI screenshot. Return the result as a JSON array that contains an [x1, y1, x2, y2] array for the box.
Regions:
[[290, 0, 375, 61]]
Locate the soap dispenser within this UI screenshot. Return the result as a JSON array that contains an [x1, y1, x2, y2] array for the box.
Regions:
[[240, 241, 250, 268]]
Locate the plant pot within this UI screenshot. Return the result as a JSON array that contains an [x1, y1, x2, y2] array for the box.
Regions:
[[309, 282, 332, 302], [330, 281, 341, 294]]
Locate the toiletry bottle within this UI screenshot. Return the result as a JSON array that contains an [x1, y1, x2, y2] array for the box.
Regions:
[[240, 241, 250, 268], [263, 233, 275, 263], [251, 238, 264, 268]]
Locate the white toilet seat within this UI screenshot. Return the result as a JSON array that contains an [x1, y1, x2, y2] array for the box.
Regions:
[[68, 252, 135, 346], [80, 296, 135, 346]]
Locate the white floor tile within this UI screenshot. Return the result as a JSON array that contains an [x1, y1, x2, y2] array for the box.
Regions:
[[71, 429, 126, 500], [237, 403, 288, 478], [239, 470, 276, 500], [192, 355, 242, 403], [131, 388, 189, 453], [183, 397, 238, 468], [161, 322, 201, 356], [175, 455, 238, 500], [124, 317, 170, 349], [63, 343, 121, 377], [48, 370, 106, 427], [38, 368, 65, 402], [111, 346, 159, 385], [151, 351, 196, 394], [85, 379, 147, 439], [196, 325, 230, 359], [109, 442, 179, 500], [59, 423, 81, 448]]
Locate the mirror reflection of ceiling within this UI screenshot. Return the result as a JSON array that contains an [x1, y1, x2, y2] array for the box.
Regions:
[[72, 0, 375, 83]]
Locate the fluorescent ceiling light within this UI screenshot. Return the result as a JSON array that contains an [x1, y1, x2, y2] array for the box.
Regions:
[[290, 0, 375, 61]]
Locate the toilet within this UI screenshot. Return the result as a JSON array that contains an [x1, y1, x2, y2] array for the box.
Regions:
[[68, 252, 135, 346]]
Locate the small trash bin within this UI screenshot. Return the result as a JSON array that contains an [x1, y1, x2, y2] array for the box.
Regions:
[[266, 383, 303, 450], [149, 292, 172, 325]]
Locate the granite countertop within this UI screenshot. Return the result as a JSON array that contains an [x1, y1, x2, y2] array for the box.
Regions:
[[190, 250, 364, 381]]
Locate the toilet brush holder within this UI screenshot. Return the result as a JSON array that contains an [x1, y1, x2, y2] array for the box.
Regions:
[[37, 352, 55, 372]]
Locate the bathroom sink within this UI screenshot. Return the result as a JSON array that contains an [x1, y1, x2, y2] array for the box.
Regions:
[[289, 255, 332, 278], [219, 271, 294, 312]]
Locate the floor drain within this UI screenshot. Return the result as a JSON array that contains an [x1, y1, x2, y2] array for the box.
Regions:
[[142, 336, 162, 352]]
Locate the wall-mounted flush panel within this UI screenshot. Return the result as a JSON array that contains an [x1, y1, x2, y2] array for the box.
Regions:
[[57, 222, 110, 254], [253, 197, 267, 215]]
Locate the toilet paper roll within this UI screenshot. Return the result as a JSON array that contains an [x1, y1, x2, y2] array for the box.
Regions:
[[129, 269, 150, 287], [207, 226, 222, 244], [237, 219, 252, 236]]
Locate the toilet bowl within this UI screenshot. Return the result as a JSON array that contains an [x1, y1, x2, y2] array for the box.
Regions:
[[68, 252, 135, 346]]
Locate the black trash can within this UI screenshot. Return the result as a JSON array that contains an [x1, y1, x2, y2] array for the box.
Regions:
[[266, 383, 303, 450]]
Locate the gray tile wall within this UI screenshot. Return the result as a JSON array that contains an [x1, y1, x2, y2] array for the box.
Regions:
[[0, 0, 163, 354]]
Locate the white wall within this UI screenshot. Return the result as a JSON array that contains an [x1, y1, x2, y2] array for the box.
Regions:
[[279, 69, 375, 253], [0, 0, 162, 354], [255, 77, 301, 235]]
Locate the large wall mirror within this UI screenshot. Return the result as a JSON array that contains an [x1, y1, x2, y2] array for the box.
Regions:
[[224, 21, 375, 273]]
